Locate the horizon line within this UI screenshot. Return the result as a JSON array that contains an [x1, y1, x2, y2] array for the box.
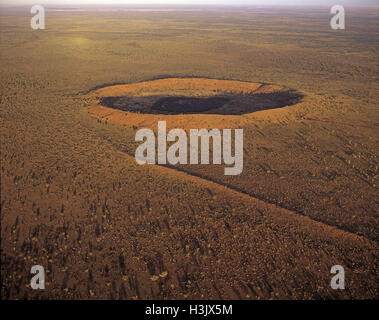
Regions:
[[1, 3, 378, 7]]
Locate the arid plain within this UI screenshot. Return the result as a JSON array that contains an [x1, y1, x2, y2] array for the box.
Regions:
[[1, 6, 378, 299]]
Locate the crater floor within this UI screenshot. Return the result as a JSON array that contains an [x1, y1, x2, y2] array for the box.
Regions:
[[84, 78, 304, 130]]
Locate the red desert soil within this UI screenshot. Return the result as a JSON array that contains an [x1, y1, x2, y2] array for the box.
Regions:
[[72, 78, 378, 299], [84, 78, 303, 131], [2, 146, 378, 299]]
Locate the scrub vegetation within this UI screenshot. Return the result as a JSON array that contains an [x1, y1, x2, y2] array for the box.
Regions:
[[1, 6, 378, 299]]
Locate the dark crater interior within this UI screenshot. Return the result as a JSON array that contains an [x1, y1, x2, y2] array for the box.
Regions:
[[99, 90, 303, 115], [152, 97, 230, 113]]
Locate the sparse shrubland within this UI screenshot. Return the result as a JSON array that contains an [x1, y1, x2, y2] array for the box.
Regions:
[[1, 6, 378, 299]]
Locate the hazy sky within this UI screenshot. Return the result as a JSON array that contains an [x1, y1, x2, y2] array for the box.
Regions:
[[1, 0, 378, 6]]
